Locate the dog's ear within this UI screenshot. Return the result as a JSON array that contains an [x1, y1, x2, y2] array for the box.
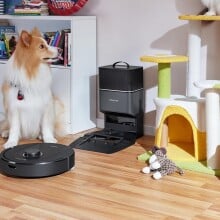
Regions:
[[31, 27, 42, 37], [20, 30, 32, 47]]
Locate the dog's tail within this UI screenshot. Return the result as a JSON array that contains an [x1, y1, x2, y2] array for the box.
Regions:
[[54, 97, 68, 137]]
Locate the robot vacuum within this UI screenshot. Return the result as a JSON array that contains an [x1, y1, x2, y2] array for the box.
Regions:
[[0, 143, 75, 178]]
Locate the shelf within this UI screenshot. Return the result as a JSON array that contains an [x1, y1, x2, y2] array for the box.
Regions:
[[0, 60, 7, 64], [0, 15, 96, 21], [179, 14, 220, 21], [0, 59, 71, 70], [51, 65, 71, 70]]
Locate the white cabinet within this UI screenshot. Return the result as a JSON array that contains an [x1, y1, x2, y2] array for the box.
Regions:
[[51, 66, 71, 132], [0, 15, 97, 134]]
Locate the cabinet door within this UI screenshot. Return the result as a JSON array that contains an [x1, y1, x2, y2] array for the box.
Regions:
[[51, 67, 71, 134]]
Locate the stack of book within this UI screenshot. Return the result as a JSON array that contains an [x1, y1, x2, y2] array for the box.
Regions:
[[44, 29, 71, 66], [14, 5, 41, 15], [0, 25, 18, 59], [5, 0, 49, 16], [0, 25, 72, 67], [41, 2, 49, 15], [4, 0, 23, 15]]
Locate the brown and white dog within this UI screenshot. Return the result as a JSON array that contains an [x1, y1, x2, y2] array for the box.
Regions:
[[1, 28, 64, 149]]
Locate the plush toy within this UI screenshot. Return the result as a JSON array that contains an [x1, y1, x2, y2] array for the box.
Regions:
[[142, 146, 184, 180]]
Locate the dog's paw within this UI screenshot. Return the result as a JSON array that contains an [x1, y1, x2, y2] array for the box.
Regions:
[[1, 130, 9, 139], [3, 140, 17, 149], [43, 137, 57, 143], [38, 134, 43, 140]]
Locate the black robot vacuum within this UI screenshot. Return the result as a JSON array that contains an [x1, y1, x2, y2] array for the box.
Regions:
[[0, 143, 75, 178]]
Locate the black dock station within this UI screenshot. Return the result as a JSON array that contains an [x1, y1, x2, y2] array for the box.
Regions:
[[70, 62, 144, 153]]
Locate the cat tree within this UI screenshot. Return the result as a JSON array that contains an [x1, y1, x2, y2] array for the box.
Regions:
[[180, 15, 220, 169], [140, 15, 220, 172]]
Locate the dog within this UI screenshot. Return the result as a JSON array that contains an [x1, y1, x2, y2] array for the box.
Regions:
[[201, 0, 220, 15], [1, 28, 64, 149]]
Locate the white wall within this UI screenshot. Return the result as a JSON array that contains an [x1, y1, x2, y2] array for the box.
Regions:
[[77, 0, 220, 135]]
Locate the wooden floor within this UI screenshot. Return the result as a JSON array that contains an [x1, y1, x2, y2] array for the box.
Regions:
[[0, 132, 220, 220]]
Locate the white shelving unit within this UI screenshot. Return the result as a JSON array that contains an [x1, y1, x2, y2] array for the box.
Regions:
[[0, 15, 97, 134]]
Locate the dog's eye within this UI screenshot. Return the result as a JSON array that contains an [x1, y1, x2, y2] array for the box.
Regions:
[[39, 44, 45, 49]]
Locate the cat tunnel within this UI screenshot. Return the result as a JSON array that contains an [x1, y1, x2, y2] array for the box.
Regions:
[[154, 98, 206, 161]]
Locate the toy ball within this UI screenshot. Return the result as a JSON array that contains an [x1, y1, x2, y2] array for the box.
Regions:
[[48, 0, 88, 15]]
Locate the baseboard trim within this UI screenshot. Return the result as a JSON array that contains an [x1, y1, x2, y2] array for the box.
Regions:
[[96, 118, 155, 136], [144, 125, 155, 136], [96, 118, 104, 129]]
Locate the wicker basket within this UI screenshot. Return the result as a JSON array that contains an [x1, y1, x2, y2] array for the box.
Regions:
[[48, 0, 88, 15]]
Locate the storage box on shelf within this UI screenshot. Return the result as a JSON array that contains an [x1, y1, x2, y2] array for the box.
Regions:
[[0, 15, 97, 134]]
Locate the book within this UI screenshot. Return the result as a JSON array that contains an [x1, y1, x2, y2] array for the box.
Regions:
[[51, 30, 60, 46], [4, 0, 23, 14], [53, 29, 70, 65], [14, 5, 41, 15], [67, 32, 71, 66], [44, 31, 57, 45], [57, 29, 70, 49], [0, 26, 16, 39], [43, 28, 71, 66], [64, 33, 68, 67], [0, 21, 10, 26], [25, 0, 43, 7], [55, 33, 61, 47], [0, 26, 16, 59], [3, 32, 18, 57], [0, 40, 8, 59]]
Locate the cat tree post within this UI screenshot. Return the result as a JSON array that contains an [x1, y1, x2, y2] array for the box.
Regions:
[[206, 90, 220, 169], [195, 80, 220, 169], [179, 15, 220, 97], [158, 63, 171, 98], [140, 55, 188, 148], [187, 20, 202, 97], [179, 16, 202, 97]]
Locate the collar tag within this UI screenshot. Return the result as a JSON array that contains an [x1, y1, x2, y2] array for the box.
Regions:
[[17, 90, 24, 100]]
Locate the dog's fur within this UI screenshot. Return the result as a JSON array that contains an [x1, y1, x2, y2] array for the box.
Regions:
[[1, 28, 64, 149], [201, 0, 220, 15]]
